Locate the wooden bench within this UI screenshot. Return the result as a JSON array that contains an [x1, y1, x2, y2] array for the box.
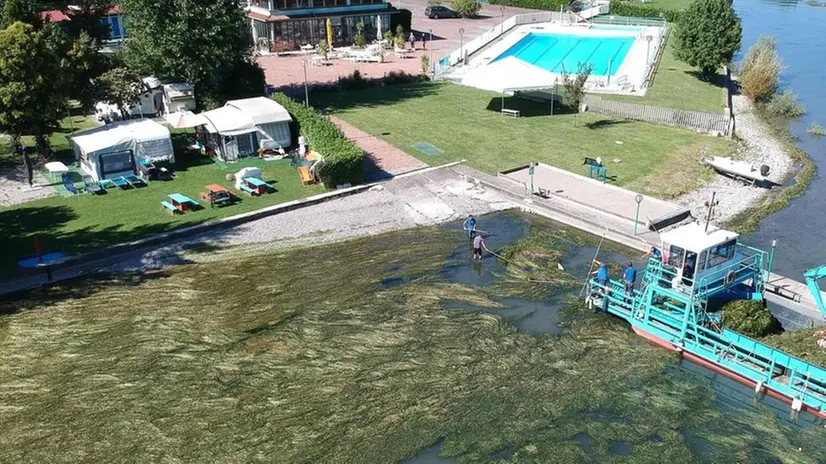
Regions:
[[298, 166, 313, 185], [501, 108, 520, 117], [239, 184, 258, 196], [160, 201, 179, 215]]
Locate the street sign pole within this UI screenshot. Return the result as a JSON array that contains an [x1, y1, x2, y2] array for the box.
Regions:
[[634, 194, 643, 236]]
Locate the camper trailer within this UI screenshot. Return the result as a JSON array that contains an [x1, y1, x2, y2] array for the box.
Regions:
[[163, 83, 196, 114]]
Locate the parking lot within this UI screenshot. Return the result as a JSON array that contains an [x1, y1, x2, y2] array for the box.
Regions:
[[258, 0, 539, 90]]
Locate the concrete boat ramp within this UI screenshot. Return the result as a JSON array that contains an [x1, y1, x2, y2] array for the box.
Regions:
[[456, 162, 826, 330]]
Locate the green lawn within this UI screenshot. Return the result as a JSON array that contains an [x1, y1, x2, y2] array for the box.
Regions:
[[317, 82, 732, 197], [601, 31, 728, 114], [642, 0, 693, 10], [0, 154, 326, 272]]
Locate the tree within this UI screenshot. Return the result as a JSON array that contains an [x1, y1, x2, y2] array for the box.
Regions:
[[1, 0, 40, 29], [738, 35, 782, 102], [451, 0, 481, 18], [64, 30, 110, 110], [120, 0, 262, 108], [0, 22, 67, 184], [353, 21, 366, 48], [561, 62, 592, 126], [97, 66, 143, 119], [674, 0, 742, 77]]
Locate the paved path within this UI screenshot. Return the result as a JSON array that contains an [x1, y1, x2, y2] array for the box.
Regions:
[[331, 116, 427, 180], [503, 163, 681, 229]]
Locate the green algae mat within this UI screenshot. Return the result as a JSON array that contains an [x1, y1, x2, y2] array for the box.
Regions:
[[0, 211, 824, 463]]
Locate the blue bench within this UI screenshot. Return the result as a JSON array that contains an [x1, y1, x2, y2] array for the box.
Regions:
[[160, 200, 178, 215], [239, 184, 256, 195]]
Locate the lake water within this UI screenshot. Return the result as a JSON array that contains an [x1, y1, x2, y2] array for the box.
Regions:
[[735, 0, 826, 278]]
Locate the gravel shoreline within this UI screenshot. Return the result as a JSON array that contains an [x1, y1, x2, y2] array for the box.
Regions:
[[675, 94, 793, 223]]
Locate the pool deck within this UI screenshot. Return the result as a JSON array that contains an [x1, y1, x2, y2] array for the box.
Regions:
[[456, 22, 663, 95]]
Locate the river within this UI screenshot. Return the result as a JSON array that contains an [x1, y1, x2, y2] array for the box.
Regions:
[[735, 0, 826, 278]]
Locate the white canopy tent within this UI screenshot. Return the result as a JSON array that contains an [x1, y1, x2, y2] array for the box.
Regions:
[[225, 97, 292, 149], [70, 119, 174, 181], [461, 57, 561, 113]]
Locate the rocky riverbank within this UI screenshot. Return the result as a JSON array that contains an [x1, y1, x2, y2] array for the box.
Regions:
[[676, 94, 794, 224]]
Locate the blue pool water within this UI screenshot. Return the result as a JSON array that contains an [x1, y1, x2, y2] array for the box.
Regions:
[[494, 33, 635, 76]]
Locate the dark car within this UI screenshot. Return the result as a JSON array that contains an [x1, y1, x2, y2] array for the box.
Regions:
[[425, 5, 458, 18]]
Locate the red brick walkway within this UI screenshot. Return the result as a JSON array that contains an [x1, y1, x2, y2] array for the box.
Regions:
[[330, 116, 427, 180]]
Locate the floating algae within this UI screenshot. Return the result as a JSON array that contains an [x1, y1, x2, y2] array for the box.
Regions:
[[0, 211, 825, 463]]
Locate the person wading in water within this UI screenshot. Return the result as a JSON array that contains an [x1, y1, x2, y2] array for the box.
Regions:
[[472, 234, 489, 261]]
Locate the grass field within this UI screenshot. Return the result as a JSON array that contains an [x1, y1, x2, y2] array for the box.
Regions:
[[642, 0, 693, 10], [316, 82, 732, 198], [602, 35, 728, 114], [0, 115, 98, 169], [0, 212, 822, 463], [0, 154, 325, 272]]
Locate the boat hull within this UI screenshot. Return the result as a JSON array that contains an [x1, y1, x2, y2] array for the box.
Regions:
[[631, 326, 826, 421]]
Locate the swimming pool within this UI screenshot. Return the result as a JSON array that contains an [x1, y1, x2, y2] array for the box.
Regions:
[[494, 32, 635, 76]]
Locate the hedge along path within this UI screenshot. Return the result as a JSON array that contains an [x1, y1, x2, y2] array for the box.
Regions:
[[271, 93, 366, 187]]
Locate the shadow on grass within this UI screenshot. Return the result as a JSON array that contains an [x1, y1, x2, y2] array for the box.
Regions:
[[686, 70, 727, 89], [313, 83, 440, 113], [484, 97, 573, 117], [0, 204, 211, 276], [583, 119, 631, 130]]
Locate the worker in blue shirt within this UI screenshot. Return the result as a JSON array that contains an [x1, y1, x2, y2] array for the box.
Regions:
[[623, 261, 637, 295], [591, 261, 609, 295], [641, 246, 662, 261], [463, 215, 477, 240]]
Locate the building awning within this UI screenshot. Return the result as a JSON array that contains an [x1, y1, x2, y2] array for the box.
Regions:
[[245, 10, 290, 22], [246, 6, 397, 22], [197, 106, 257, 136]]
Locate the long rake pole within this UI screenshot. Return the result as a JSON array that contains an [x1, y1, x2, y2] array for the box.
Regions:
[[578, 231, 606, 298]]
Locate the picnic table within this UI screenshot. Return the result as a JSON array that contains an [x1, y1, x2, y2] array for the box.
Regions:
[[168, 193, 199, 212], [242, 177, 273, 196], [200, 184, 234, 208]]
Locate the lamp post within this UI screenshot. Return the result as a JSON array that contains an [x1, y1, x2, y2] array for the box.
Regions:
[[302, 58, 309, 107], [429, 28, 434, 78], [459, 28, 464, 64], [634, 194, 643, 236], [500, 6, 505, 35]]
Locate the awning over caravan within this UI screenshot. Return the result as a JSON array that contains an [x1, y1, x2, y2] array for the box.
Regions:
[[71, 119, 174, 162], [164, 110, 203, 129], [225, 97, 292, 125], [198, 106, 257, 136], [461, 57, 559, 94]]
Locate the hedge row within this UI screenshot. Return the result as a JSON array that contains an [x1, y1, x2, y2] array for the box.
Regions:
[[487, 0, 568, 12], [270, 93, 365, 187], [608, 1, 682, 23]]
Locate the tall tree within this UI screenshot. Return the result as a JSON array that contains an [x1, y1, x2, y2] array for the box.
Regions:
[[0, 22, 67, 184], [674, 0, 742, 77], [97, 66, 143, 119], [1, 0, 39, 29], [120, 0, 262, 108]]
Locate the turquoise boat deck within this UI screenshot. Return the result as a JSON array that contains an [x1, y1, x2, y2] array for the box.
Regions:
[[588, 252, 826, 416]]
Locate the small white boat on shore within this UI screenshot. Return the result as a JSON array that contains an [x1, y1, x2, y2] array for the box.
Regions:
[[702, 156, 772, 187]]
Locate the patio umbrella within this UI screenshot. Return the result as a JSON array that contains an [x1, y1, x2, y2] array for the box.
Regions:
[[376, 15, 382, 41], [326, 18, 333, 48]]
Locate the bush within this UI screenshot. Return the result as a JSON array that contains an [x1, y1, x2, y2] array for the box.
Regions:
[[353, 22, 366, 48], [674, 0, 742, 77], [608, 1, 681, 22], [488, 0, 567, 11], [721, 299, 777, 338], [738, 35, 781, 102], [763, 89, 805, 118], [451, 0, 481, 17], [421, 55, 431, 76], [561, 61, 592, 110], [270, 93, 365, 187]]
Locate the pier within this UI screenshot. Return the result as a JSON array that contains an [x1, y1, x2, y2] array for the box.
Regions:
[[455, 162, 826, 329]]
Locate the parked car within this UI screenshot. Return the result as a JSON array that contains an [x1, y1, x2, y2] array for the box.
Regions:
[[425, 5, 458, 18]]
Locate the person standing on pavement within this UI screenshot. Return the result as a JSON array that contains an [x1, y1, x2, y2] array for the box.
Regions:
[[409, 31, 416, 50]]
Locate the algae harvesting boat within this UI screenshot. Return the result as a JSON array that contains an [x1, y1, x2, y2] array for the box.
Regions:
[[586, 221, 826, 419]]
